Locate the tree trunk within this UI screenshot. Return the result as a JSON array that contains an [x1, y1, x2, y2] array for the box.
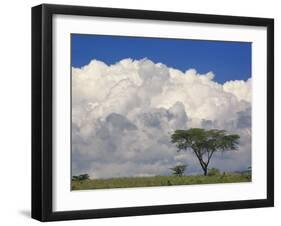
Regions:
[[203, 167, 208, 176]]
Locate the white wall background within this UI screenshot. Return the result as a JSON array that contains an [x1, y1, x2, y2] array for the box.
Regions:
[[0, 0, 278, 225]]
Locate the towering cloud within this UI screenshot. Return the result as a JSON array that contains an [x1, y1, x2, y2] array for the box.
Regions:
[[72, 58, 251, 179]]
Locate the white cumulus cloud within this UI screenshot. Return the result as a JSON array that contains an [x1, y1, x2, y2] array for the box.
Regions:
[[72, 58, 251, 179]]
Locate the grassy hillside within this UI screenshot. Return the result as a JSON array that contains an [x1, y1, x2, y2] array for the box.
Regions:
[[71, 173, 251, 190]]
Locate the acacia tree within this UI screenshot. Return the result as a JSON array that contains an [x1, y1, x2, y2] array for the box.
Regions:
[[171, 128, 240, 176]]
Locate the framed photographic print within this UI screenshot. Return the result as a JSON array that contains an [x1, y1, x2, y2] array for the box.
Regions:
[[31, 4, 274, 221]]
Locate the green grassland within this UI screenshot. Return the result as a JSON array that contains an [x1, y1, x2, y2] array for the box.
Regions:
[[71, 172, 251, 190]]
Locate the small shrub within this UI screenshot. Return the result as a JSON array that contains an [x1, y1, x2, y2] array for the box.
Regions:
[[170, 164, 187, 176], [72, 174, 90, 181], [208, 168, 220, 176], [72, 176, 79, 181]]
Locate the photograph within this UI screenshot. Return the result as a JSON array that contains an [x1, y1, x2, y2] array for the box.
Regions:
[[31, 3, 274, 221], [71, 34, 252, 190]]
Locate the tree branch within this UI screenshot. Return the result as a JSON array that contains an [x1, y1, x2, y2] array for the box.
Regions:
[[206, 149, 215, 167], [193, 149, 207, 170]]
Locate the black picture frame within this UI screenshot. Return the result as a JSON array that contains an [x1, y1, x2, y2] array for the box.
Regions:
[[32, 3, 274, 222]]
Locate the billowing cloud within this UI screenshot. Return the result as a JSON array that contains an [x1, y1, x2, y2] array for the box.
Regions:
[[72, 58, 251, 178]]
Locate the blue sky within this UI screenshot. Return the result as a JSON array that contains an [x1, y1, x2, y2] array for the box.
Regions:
[[71, 34, 251, 84]]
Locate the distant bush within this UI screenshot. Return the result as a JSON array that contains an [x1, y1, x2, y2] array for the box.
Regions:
[[72, 174, 90, 181], [170, 164, 187, 176], [208, 168, 220, 176]]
